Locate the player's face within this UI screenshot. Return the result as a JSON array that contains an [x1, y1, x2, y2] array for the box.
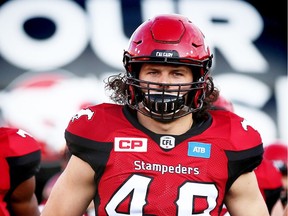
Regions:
[[139, 63, 193, 93]]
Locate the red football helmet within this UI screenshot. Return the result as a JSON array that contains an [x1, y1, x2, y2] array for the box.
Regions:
[[264, 142, 288, 175], [123, 14, 212, 121]]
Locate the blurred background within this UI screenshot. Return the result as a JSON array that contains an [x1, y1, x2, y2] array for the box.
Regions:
[[0, 0, 287, 204]]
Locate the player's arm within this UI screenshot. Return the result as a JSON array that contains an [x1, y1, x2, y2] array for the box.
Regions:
[[271, 199, 284, 216], [9, 176, 40, 216], [225, 171, 269, 216], [40, 155, 96, 216], [283, 205, 288, 216]]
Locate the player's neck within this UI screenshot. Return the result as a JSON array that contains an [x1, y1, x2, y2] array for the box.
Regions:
[[137, 112, 193, 135]]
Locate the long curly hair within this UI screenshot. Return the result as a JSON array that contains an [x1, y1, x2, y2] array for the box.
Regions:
[[105, 72, 219, 122]]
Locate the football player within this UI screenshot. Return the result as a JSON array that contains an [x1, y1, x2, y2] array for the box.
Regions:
[[0, 127, 41, 216], [255, 157, 283, 215], [41, 14, 269, 216], [264, 142, 288, 208]]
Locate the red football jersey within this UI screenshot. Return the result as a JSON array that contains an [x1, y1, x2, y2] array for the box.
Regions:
[[65, 103, 263, 215], [0, 127, 41, 216]]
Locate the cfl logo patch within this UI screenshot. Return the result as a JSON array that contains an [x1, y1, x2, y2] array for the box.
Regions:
[[114, 137, 147, 152], [160, 136, 175, 149]]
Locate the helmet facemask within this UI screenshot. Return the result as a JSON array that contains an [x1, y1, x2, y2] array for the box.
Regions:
[[126, 67, 207, 122]]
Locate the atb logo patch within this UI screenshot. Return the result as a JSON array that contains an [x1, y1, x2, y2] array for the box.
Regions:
[[160, 136, 175, 149], [188, 142, 211, 158], [114, 137, 147, 152]]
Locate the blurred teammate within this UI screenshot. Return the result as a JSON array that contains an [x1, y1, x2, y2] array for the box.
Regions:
[[41, 14, 268, 215], [0, 127, 41, 216], [264, 142, 288, 208], [255, 158, 284, 215], [213, 96, 284, 215]]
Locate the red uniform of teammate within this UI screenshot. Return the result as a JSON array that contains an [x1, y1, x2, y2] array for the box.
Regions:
[[0, 127, 41, 216], [255, 158, 283, 212], [264, 143, 288, 208]]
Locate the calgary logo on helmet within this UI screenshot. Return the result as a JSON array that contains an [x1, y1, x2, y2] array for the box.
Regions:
[[152, 50, 179, 58], [155, 51, 174, 58]]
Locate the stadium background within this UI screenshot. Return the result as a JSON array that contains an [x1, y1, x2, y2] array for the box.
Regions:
[[0, 0, 287, 203]]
